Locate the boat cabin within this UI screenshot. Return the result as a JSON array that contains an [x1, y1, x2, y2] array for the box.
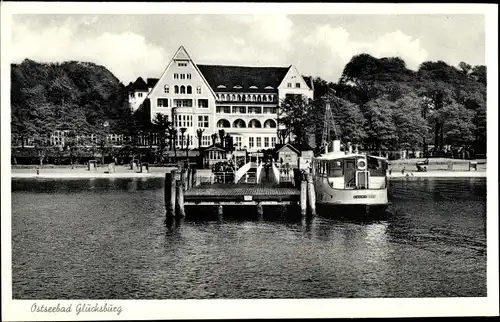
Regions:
[[313, 154, 387, 189]]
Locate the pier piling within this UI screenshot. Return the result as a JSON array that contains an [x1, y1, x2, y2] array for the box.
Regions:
[[165, 170, 177, 217], [176, 180, 186, 217], [256, 202, 264, 220], [180, 169, 187, 191], [306, 173, 316, 216], [191, 168, 197, 187], [300, 177, 307, 216], [217, 204, 224, 221], [187, 168, 192, 189]]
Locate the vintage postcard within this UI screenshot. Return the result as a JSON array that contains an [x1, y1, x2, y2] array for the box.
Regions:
[[1, 2, 498, 321]]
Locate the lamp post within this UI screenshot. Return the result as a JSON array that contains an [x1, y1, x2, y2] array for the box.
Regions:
[[101, 121, 109, 166]]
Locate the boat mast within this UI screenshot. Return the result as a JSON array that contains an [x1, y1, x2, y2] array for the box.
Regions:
[[321, 93, 339, 153]]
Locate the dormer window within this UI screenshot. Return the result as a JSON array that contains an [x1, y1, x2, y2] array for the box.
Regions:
[[217, 85, 226, 89], [249, 86, 258, 89], [264, 86, 274, 90], [233, 85, 242, 89]]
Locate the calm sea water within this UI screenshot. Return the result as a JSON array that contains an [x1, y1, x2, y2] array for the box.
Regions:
[[11, 177, 486, 299]]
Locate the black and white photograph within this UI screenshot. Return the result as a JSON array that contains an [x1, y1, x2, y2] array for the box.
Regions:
[[1, 2, 498, 320]]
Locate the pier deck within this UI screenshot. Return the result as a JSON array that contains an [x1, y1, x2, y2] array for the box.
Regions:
[[184, 183, 299, 205]]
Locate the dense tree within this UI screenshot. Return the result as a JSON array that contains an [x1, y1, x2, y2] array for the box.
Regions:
[[218, 129, 226, 148], [11, 59, 132, 142], [278, 94, 314, 145], [211, 133, 218, 146], [339, 54, 415, 104], [152, 113, 171, 163], [196, 128, 205, 149], [390, 93, 430, 149], [361, 97, 397, 150]]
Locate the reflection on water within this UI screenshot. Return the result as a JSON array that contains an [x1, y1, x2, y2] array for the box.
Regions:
[[11, 177, 486, 299]]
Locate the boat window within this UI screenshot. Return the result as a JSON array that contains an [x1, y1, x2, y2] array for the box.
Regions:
[[367, 157, 387, 177], [328, 160, 343, 177]]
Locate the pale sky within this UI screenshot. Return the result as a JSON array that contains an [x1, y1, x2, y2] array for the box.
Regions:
[[11, 14, 485, 84]]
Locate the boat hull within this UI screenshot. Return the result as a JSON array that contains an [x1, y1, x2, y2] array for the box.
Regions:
[[314, 177, 389, 215], [316, 202, 390, 216]]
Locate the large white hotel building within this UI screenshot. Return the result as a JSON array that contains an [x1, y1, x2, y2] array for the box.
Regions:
[[128, 46, 314, 152]]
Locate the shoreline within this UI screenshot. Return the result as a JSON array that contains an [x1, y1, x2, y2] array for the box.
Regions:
[[10, 170, 487, 179]]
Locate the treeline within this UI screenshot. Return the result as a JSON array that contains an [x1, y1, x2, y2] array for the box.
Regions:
[[283, 54, 487, 157], [11, 59, 136, 146]]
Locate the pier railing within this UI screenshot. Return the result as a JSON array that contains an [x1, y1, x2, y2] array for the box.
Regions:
[[210, 172, 235, 184], [234, 161, 253, 183], [276, 165, 294, 184], [255, 161, 263, 184], [271, 160, 280, 184]]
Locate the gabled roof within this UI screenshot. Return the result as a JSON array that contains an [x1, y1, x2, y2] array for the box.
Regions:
[[196, 64, 290, 93], [147, 78, 159, 88], [302, 76, 314, 90], [128, 77, 149, 91], [205, 145, 226, 152], [276, 143, 300, 154], [145, 46, 218, 101], [276, 142, 314, 154]]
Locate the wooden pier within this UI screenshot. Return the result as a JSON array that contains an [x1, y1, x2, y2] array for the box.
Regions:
[[164, 166, 315, 218]]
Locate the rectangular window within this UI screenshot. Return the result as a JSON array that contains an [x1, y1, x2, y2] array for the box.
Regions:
[[287, 83, 292, 88], [202, 135, 211, 147], [157, 98, 168, 107], [264, 137, 269, 148], [232, 106, 246, 114], [198, 115, 209, 128], [296, 83, 301, 88], [196, 86, 202, 94], [263, 107, 277, 114], [174, 99, 193, 107], [256, 137, 262, 148], [248, 106, 262, 114], [216, 106, 230, 113], [138, 92, 143, 97], [174, 73, 179, 79], [176, 115, 193, 127], [187, 73, 192, 79], [249, 137, 254, 148], [198, 99, 208, 108], [235, 137, 242, 148], [178, 62, 187, 67], [271, 137, 276, 147], [180, 74, 186, 80]]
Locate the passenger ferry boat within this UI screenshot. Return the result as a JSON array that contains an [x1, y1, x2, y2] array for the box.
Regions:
[[311, 140, 390, 213]]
